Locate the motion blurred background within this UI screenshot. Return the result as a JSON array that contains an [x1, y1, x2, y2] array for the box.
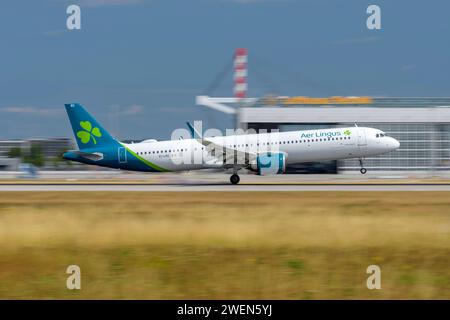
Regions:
[[1, 0, 450, 178]]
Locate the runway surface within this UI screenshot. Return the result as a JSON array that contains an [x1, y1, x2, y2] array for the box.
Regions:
[[1, 183, 450, 191]]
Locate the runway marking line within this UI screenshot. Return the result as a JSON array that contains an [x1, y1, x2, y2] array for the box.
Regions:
[[1, 182, 450, 186]]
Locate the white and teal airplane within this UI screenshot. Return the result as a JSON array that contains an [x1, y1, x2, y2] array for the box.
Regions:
[[63, 103, 400, 184]]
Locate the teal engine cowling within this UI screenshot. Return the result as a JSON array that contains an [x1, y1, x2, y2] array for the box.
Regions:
[[250, 153, 287, 175]]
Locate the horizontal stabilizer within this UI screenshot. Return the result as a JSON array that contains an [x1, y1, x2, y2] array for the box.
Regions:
[[66, 150, 104, 161]]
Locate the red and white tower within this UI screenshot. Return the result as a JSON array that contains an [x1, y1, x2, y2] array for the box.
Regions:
[[234, 48, 248, 99]]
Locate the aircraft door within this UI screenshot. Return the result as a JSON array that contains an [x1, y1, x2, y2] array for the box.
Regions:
[[357, 128, 367, 147], [118, 147, 127, 163]]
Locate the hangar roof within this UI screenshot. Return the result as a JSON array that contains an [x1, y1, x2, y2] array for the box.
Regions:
[[197, 96, 450, 123]]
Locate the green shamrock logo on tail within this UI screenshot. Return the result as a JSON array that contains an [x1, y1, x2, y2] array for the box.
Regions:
[[77, 121, 102, 144], [343, 129, 351, 136]]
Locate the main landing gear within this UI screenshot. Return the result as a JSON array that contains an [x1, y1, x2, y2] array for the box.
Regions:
[[359, 158, 367, 174], [230, 174, 240, 185]]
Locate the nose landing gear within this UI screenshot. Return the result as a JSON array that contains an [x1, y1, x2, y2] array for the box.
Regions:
[[230, 174, 240, 185], [359, 159, 367, 174]]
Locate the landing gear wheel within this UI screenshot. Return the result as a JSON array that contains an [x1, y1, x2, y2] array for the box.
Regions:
[[230, 174, 240, 185], [359, 158, 367, 174]]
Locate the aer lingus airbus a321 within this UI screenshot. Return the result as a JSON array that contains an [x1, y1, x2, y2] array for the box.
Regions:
[[63, 103, 400, 184]]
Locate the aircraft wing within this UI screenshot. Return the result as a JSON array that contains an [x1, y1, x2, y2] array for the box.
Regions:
[[198, 138, 256, 168]]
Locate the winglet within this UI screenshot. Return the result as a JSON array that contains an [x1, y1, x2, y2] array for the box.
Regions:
[[186, 122, 202, 139]]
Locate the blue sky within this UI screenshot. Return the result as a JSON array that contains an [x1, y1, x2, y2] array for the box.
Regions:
[[0, 0, 449, 139]]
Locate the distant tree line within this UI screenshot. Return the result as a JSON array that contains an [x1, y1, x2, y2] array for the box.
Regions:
[[7, 145, 70, 168]]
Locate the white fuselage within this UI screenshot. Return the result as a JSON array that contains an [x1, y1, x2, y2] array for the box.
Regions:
[[122, 127, 400, 172]]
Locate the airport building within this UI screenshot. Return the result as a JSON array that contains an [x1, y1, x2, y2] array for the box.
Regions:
[[0, 138, 74, 170]]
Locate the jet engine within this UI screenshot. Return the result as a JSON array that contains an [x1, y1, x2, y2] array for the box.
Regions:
[[249, 152, 287, 175]]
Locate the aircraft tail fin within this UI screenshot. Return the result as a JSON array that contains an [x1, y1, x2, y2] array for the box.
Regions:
[[64, 103, 117, 150]]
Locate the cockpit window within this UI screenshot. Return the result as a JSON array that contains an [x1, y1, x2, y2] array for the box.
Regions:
[[377, 133, 388, 138]]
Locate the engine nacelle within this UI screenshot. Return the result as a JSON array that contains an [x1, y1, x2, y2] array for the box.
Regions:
[[250, 153, 287, 175]]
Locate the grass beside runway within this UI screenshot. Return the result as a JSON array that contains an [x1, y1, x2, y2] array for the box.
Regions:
[[0, 192, 448, 299]]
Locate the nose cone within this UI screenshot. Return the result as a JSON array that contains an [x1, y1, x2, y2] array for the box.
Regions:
[[391, 138, 400, 150]]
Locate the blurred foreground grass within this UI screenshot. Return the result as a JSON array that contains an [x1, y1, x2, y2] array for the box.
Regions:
[[0, 191, 448, 299]]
